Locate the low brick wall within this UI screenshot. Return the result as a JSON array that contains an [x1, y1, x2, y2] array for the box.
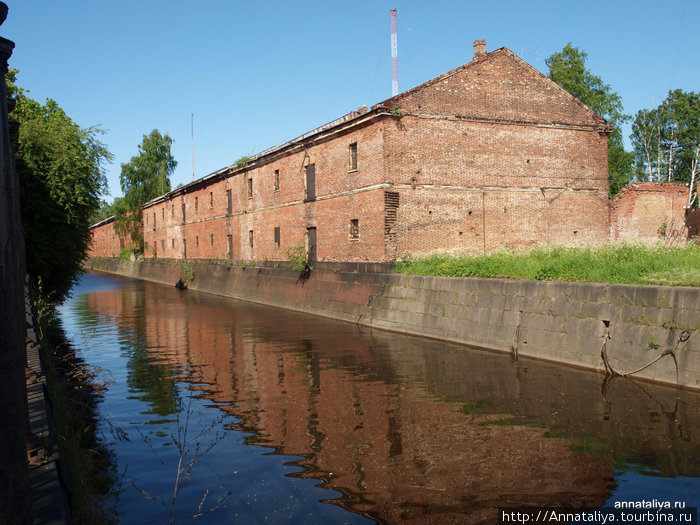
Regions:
[[87, 258, 700, 391]]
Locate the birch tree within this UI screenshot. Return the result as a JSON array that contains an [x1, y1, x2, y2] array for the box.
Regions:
[[631, 89, 700, 207]]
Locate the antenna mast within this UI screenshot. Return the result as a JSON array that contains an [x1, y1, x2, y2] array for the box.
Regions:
[[390, 9, 398, 96], [191, 113, 194, 182]]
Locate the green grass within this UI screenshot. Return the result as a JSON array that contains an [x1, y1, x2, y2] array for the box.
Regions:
[[394, 242, 700, 286]]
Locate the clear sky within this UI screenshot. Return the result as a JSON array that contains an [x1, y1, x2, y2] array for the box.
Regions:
[[4, 0, 699, 201]]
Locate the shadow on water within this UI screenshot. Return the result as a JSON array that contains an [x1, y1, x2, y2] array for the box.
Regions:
[[61, 272, 700, 523]]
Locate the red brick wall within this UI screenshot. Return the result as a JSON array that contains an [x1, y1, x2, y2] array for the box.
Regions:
[[88, 219, 123, 258], [610, 183, 689, 241], [90, 45, 613, 262], [395, 48, 605, 129], [140, 121, 390, 262]]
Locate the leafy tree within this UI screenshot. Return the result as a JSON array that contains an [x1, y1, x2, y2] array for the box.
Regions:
[[116, 130, 176, 250], [546, 44, 634, 197], [631, 89, 699, 207], [7, 69, 112, 303]]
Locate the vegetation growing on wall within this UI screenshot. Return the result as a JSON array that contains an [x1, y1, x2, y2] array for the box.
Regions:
[[286, 240, 309, 271]]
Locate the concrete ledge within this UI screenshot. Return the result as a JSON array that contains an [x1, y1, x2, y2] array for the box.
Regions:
[[25, 285, 70, 524], [87, 257, 700, 391]]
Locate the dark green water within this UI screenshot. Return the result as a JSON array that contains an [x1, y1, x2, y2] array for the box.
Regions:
[[58, 272, 700, 523]]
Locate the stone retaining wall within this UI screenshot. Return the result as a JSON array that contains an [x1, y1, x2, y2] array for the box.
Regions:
[[87, 258, 700, 391]]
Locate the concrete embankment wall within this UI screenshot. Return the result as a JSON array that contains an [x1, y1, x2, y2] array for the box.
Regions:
[[87, 258, 700, 391]]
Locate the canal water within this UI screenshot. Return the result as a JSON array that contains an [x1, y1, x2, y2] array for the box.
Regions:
[[58, 272, 700, 524]]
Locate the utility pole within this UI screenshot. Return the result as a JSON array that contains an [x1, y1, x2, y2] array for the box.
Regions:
[[390, 9, 398, 97]]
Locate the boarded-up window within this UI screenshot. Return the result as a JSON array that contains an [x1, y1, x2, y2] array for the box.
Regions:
[[305, 164, 315, 201], [274, 226, 280, 248]]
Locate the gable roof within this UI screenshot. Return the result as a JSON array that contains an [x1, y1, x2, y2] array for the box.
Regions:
[[380, 46, 609, 129]]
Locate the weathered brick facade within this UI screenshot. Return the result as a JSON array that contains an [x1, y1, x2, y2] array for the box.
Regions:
[[610, 182, 692, 242], [90, 42, 627, 262], [89, 216, 122, 258]]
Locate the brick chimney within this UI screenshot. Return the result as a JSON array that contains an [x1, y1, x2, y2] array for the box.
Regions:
[[473, 39, 486, 59]]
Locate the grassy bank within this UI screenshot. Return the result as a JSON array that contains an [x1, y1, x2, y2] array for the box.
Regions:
[[394, 242, 700, 287]]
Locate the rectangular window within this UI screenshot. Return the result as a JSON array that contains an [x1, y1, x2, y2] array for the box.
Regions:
[[249, 230, 254, 248], [227, 235, 233, 258], [181, 202, 186, 223], [227, 189, 232, 215], [210, 234, 214, 247], [171, 238, 175, 249], [171, 204, 174, 218], [274, 226, 280, 248], [195, 196, 198, 212], [247, 178, 253, 199], [195, 235, 199, 247], [350, 219, 359, 240], [274, 170, 280, 192], [162, 207, 165, 220], [153, 212, 156, 231], [161, 239, 165, 251], [209, 191, 213, 208], [305, 164, 316, 201], [349, 142, 358, 171]]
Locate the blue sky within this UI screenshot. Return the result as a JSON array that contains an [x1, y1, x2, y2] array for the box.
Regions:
[[4, 1, 699, 201]]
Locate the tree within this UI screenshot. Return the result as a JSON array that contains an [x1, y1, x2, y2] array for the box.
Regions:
[[631, 89, 700, 207], [8, 69, 112, 303], [546, 43, 634, 197], [116, 130, 176, 250]]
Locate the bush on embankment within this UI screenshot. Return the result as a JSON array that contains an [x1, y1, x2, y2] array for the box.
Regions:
[[394, 242, 700, 287]]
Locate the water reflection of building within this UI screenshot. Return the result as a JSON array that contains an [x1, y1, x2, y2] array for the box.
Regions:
[[86, 280, 700, 522]]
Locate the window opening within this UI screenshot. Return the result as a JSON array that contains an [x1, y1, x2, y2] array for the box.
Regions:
[[274, 226, 280, 248], [305, 164, 316, 201], [350, 219, 359, 240], [349, 142, 358, 171]]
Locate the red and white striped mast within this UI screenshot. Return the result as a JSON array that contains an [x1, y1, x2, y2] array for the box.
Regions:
[[390, 9, 398, 96]]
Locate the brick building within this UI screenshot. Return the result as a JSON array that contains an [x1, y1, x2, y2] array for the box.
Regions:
[[90, 40, 614, 262]]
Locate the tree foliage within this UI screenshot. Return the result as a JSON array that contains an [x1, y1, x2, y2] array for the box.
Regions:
[[631, 89, 700, 207], [7, 69, 112, 303], [546, 43, 634, 197], [116, 130, 176, 249]]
